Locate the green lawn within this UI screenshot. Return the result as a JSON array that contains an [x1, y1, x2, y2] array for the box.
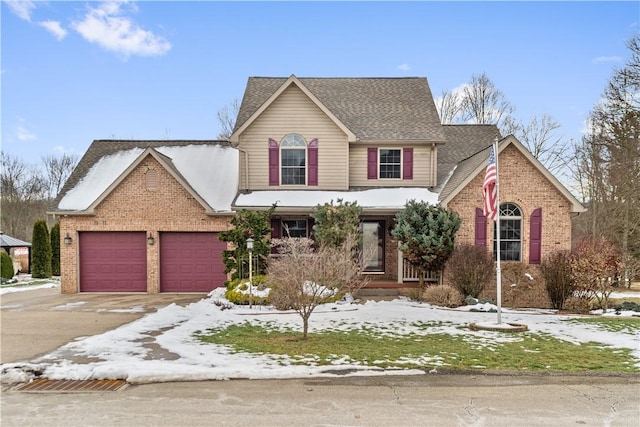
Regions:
[[195, 319, 639, 373]]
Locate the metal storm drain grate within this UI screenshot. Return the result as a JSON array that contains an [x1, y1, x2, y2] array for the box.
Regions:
[[15, 379, 127, 393]]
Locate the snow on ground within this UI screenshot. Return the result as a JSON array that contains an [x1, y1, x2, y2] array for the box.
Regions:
[[0, 277, 60, 296], [1, 285, 639, 385]]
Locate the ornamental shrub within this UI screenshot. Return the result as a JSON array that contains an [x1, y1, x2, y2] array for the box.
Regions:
[[50, 223, 61, 276], [540, 250, 574, 310], [445, 244, 494, 298], [422, 285, 464, 308], [224, 275, 270, 305], [31, 220, 52, 279], [1, 251, 15, 280]]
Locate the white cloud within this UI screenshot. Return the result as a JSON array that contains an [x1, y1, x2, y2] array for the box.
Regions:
[[5, 0, 36, 22], [70, 1, 171, 58], [38, 20, 68, 41], [397, 63, 411, 71], [593, 56, 622, 64], [15, 119, 37, 141]]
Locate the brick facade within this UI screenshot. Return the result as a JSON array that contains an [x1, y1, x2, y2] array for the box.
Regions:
[[448, 144, 573, 263], [59, 156, 233, 293]]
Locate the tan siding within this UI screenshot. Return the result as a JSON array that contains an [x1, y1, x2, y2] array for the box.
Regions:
[[448, 144, 573, 264], [238, 85, 349, 190], [349, 145, 434, 187], [59, 156, 233, 294]]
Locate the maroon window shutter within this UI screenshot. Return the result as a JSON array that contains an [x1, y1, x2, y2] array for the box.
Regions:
[[367, 148, 377, 179], [268, 138, 279, 186], [308, 139, 318, 186], [529, 208, 542, 264], [270, 218, 281, 254], [475, 208, 487, 247], [403, 147, 413, 180]]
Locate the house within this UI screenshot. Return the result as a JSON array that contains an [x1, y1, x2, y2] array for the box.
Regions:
[[230, 75, 585, 284], [50, 75, 585, 294], [0, 232, 31, 274], [49, 141, 237, 293]]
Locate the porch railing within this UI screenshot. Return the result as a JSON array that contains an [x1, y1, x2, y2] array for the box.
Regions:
[[401, 258, 440, 284]]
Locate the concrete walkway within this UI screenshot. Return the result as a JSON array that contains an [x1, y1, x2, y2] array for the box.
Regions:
[[0, 287, 204, 364]]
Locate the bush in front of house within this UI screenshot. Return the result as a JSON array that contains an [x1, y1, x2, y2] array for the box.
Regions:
[[31, 220, 52, 279], [445, 244, 494, 298], [225, 275, 270, 305], [1, 251, 15, 280], [422, 285, 464, 308], [50, 223, 61, 276], [540, 250, 574, 310], [564, 296, 592, 314]]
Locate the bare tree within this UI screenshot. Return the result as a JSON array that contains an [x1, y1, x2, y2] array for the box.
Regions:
[[267, 235, 367, 340], [513, 114, 570, 176], [216, 99, 240, 140], [41, 153, 79, 199], [461, 72, 515, 128], [436, 89, 462, 124]]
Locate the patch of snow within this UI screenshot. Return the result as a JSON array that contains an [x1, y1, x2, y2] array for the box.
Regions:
[[0, 282, 59, 295], [235, 187, 440, 209]]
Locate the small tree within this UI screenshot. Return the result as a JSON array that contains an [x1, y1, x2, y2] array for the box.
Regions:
[[311, 199, 362, 249], [1, 251, 15, 280], [50, 223, 61, 276], [540, 250, 575, 310], [31, 220, 52, 278], [219, 205, 276, 280], [445, 244, 494, 298], [391, 200, 461, 287], [267, 235, 365, 339], [571, 237, 621, 313]]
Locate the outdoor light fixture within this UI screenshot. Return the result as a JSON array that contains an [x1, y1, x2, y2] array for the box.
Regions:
[[246, 238, 254, 309], [63, 233, 72, 245], [147, 233, 155, 245]]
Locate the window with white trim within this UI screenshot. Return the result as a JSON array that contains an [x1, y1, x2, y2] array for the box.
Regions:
[[280, 134, 306, 185], [493, 203, 522, 261], [379, 149, 401, 179]]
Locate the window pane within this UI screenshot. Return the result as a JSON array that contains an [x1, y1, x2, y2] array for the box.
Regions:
[[379, 149, 401, 179], [282, 220, 307, 238], [361, 221, 384, 272], [281, 148, 306, 185]]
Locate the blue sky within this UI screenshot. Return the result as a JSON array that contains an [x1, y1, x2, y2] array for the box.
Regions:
[[1, 1, 638, 162]]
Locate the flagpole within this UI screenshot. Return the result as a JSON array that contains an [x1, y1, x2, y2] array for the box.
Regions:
[[494, 138, 502, 324]]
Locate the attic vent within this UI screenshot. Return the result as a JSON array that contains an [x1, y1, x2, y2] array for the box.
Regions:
[[146, 169, 158, 190]]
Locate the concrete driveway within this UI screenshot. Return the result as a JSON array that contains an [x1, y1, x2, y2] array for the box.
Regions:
[[0, 287, 205, 363]]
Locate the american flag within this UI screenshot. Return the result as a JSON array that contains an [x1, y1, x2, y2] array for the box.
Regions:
[[483, 145, 497, 221]]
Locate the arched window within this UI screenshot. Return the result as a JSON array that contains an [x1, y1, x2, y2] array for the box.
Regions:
[[280, 134, 306, 185], [493, 203, 522, 261]]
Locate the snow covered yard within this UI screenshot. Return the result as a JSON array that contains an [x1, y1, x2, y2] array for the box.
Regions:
[[1, 282, 639, 385]]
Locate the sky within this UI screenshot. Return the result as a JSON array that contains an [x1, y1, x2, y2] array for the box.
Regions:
[[1, 1, 638, 164], [1, 280, 639, 385]]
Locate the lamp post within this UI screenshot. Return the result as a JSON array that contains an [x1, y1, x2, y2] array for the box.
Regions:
[[246, 238, 254, 309]]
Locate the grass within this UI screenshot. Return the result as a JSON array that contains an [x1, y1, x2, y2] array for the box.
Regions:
[[0, 278, 56, 288], [564, 316, 640, 334], [195, 320, 639, 373]]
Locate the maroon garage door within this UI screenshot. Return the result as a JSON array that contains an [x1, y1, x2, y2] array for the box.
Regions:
[[79, 232, 147, 292], [160, 232, 227, 292]]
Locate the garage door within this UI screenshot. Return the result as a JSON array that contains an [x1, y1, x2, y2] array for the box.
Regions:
[[160, 232, 227, 292], [79, 232, 147, 292]]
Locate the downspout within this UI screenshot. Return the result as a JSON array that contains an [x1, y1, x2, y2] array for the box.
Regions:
[[237, 147, 250, 191], [430, 143, 437, 186]]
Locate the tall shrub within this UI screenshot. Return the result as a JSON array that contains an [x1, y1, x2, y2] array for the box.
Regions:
[[311, 199, 362, 249], [1, 251, 15, 280], [540, 250, 574, 310], [219, 205, 275, 280], [31, 220, 52, 278], [391, 200, 461, 286], [571, 237, 620, 312], [50, 223, 61, 276], [445, 244, 494, 298]]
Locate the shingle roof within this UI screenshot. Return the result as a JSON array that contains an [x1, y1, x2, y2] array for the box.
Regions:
[[49, 140, 236, 213], [436, 124, 502, 190], [234, 76, 446, 141], [438, 145, 492, 203]]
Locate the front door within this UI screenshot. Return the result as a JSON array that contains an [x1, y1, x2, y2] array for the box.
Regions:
[[361, 220, 385, 272]]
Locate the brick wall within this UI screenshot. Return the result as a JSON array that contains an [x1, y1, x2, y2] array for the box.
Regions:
[[448, 144, 573, 264], [59, 156, 233, 293]]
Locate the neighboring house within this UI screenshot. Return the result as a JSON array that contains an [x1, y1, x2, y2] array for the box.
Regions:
[[0, 232, 31, 274], [49, 141, 237, 293], [230, 75, 585, 285], [51, 74, 585, 294]]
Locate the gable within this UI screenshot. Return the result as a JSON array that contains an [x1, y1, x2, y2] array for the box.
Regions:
[[440, 136, 585, 213], [51, 141, 239, 215]]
